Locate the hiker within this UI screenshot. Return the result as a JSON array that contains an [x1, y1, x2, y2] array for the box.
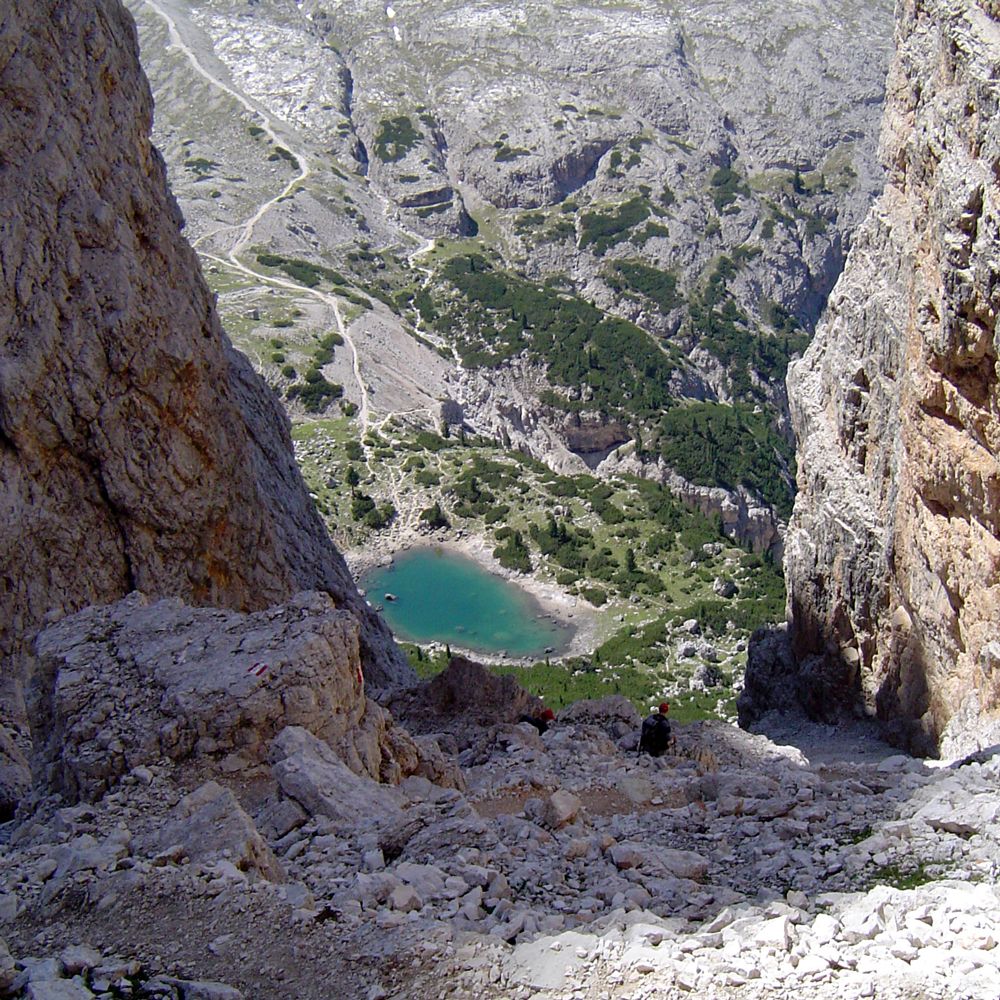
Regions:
[[638, 702, 672, 757], [519, 707, 556, 734]]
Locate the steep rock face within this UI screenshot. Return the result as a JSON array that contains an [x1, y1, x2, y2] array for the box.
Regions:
[[0, 1, 411, 794], [746, 0, 1000, 755]]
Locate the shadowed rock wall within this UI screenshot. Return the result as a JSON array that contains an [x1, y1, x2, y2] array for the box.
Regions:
[[0, 0, 411, 807], [744, 0, 1000, 756]]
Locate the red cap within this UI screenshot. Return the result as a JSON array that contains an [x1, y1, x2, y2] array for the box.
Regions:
[[541, 708, 556, 721], [659, 702, 670, 714]]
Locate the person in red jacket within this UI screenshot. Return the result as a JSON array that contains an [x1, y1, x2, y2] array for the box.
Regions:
[[520, 707, 556, 734]]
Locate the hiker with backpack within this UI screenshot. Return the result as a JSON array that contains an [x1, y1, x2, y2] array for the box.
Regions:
[[638, 702, 672, 757]]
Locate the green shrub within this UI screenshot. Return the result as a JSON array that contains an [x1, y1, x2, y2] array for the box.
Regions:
[[687, 258, 809, 397], [287, 374, 343, 413], [604, 260, 682, 314], [578, 197, 651, 255], [494, 531, 532, 573], [256, 254, 347, 289], [374, 116, 421, 162], [415, 469, 441, 487], [495, 145, 532, 162], [185, 157, 218, 176], [364, 503, 396, 530], [419, 502, 449, 529], [710, 166, 750, 211]]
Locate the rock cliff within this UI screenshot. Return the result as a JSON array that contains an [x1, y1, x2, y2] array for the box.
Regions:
[[0, 0, 411, 811], [744, 0, 1000, 756]]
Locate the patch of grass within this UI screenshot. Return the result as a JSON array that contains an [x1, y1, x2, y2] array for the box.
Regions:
[[868, 862, 936, 891]]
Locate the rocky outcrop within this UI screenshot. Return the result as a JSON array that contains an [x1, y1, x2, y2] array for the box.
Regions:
[[386, 657, 545, 736], [747, 0, 1000, 754], [28, 591, 421, 803], [597, 449, 785, 558], [0, 0, 411, 806]]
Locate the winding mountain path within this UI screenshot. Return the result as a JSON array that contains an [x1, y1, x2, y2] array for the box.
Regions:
[[139, 0, 374, 432]]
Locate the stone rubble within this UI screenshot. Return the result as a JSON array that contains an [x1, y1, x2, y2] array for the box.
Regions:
[[2, 645, 998, 998]]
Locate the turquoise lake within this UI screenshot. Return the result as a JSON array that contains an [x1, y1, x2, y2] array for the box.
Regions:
[[361, 547, 572, 657]]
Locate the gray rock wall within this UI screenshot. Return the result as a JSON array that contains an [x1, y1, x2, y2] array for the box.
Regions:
[[745, 0, 1000, 755], [0, 0, 411, 805]]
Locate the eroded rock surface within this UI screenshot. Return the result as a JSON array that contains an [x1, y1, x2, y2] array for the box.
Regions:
[[29, 591, 419, 803], [0, 0, 411, 811], [747, 0, 1000, 755]]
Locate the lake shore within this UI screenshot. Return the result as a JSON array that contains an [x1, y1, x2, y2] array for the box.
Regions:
[[345, 529, 602, 665]]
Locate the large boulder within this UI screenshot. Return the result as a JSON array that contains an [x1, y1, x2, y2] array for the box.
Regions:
[[389, 657, 544, 733], [556, 696, 642, 740], [152, 781, 284, 882], [29, 592, 411, 802], [268, 726, 404, 830]]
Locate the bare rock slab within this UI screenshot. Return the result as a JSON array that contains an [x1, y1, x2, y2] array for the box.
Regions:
[[30, 592, 389, 801], [153, 781, 283, 882], [269, 726, 404, 830]]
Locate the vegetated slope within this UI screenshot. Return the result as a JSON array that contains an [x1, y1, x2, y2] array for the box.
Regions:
[[0, 0, 411, 815], [126, 0, 893, 527], [294, 419, 787, 722], [743, 0, 1000, 758]]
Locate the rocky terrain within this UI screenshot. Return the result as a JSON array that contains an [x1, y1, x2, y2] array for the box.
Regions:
[[0, 621, 997, 999], [0, 0, 412, 816], [123, 0, 896, 536], [745, 0, 1000, 757], [3, 1, 1000, 998]]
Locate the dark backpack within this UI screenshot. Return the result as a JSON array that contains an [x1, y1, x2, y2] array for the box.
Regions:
[[518, 714, 549, 734], [639, 713, 671, 756]]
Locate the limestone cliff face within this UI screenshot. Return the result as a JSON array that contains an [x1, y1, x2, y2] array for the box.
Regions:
[[744, 0, 1000, 755], [0, 1, 411, 777]]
